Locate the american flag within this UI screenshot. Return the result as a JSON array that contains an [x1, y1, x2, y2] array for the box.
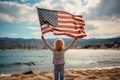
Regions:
[[37, 7, 87, 38]]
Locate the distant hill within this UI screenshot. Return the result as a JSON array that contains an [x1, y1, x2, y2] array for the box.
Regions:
[[0, 37, 120, 49], [74, 37, 120, 46]]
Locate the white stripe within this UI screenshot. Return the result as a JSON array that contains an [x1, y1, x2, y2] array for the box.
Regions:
[[58, 21, 84, 24], [42, 25, 53, 32], [58, 13, 82, 19], [42, 28, 52, 33], [55, 27, 84, 32], [42, 24, 48, 27], [41, 25, 53, 29], [73, 17, 82, 20], [58, 13, 72, 17], [74, 16, 82, 19], [58, 23, 83, 26], [58, 16, 82, 20], [58, 14, 82, 19]]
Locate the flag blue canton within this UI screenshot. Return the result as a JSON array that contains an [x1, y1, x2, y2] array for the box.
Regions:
[[37, 8, 58, 27]]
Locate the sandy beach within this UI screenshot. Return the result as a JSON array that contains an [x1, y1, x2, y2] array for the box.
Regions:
[[0, 67, 120, 80]]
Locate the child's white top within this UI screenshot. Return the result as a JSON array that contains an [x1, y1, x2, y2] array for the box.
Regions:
[[52, 50, 65, 65], [45, 44, 70, 65]]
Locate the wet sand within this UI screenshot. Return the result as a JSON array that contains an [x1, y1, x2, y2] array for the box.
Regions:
[[0, 67, 120, 80]]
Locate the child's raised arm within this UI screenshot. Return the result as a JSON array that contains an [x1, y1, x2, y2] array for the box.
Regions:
[[64, 38, 78, 51], [41, 35, 54, 51]]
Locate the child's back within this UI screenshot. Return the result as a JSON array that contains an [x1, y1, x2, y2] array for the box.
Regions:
[[41, 35, 77, 80]]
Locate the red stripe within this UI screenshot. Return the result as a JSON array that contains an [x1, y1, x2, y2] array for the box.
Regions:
[[58, 18, 84, 23], [58, 20, 77, 23], [54, 27, 85, 33], [73, 16, 82, 20], [53, 29, 84, 34], [58, 25, 84, 29], [58, 15, 82, 20], [41, 25, 49, 30], [74, 15, 82, 17], [41, 25, 53, 34], [58, 16, 83, 22], [42, 27, 53, 34], [57, 26, 75, 29], [58, 23, 85, 27], [58, 20, 85, 26], [54, 32, 86, 38], [58, 16, 72, 19], [58, 11, 71, 15], [42, 29, 53, 34]]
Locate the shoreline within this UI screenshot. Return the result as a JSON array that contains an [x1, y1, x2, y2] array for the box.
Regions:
[[0, 67, 120, 80], [1, 66, 120, 75], [0, 48, 120, 50]]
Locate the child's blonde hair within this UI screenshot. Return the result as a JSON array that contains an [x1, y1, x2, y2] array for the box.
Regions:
[[54, 39, 64, 51]]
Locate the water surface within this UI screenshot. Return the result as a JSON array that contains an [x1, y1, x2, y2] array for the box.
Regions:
[[0, 49, 120, 74]]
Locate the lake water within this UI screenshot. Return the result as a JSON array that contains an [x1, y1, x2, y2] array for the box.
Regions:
[[0, 49, 120, 74]]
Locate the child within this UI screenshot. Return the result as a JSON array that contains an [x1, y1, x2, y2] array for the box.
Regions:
[[41, 35, 78, 80]]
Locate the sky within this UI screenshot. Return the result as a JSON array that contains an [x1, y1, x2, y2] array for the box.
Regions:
[[0, 0, 120, 39]]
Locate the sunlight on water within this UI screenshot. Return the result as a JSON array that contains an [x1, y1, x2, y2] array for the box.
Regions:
[[65, 49, 120, 69]]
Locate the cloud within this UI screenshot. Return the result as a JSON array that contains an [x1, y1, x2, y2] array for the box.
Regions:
[[0, 13, 14, 22], [27, 26, 40, 30], [10, 33, 17, 36], [82, 0, 120, 38], [34, 0, 100, 15], [81, 0, 101, 14], [85, 24, 97, 31], [86, 20, 120, 38], [27, 26, 41, 38], [7, 33, 18, 38], [84, 0, 120, 20], [1, 0, 119, 22], [0, 0, 102, 23], [0, 1, 37, 23], [33, 31, 41, 37], [21, 0, 25, 2], [97, 0, 120, 16]]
